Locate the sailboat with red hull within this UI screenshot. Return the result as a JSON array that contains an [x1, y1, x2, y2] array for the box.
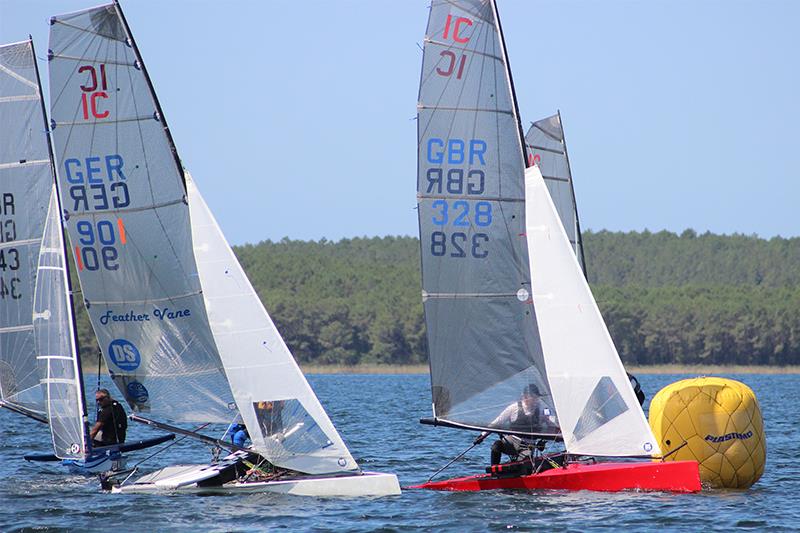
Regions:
[[412, 0, 699, 493]]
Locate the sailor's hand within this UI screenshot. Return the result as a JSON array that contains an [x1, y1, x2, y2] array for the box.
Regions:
[[473, 431, 489, 445]]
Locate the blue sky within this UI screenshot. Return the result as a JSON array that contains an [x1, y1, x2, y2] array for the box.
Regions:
[[2, 1, 798, 243]]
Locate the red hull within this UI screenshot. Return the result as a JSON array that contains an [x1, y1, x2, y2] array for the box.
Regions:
[[411, 460, 701, 493]]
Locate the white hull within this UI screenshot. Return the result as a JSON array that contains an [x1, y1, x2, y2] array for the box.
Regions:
[[63, 455, 125, 474], [112, 463, 400, 496]]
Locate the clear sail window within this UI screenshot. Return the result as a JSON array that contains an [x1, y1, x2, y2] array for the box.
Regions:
[[252, 400, 333, 457]]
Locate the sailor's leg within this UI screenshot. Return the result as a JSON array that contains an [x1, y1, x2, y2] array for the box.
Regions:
[[491, 438, 519, 464]]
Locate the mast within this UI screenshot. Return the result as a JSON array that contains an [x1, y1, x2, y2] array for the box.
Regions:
[[112, 0, 185, 188], [30, 36, 91, 452], [489, 0, 527, 167], [558, 109, 587, 280]]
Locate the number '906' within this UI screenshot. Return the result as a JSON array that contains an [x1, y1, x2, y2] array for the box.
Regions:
[[76, 220, 119, 271]]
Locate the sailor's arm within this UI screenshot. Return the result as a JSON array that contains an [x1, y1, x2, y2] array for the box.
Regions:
[[474, 403, 518, 444], [89, 420, 102, 439]]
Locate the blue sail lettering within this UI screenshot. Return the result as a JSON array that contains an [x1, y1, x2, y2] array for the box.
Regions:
[[63, 154, 127, 184], [426, 138, 487, 166]]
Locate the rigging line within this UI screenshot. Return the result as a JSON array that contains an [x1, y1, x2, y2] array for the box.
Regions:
[[115, 422, 211, 488], [426, 439, 480, 483], [96, 351, 102, 392]]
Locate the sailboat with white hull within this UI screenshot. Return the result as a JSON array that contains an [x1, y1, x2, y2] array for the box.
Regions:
[[0, 39, 172, 475], [47, 1, 398, 496], [411, 0, 699, 492]]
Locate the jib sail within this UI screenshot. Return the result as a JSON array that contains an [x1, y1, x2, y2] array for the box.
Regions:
[[524, 165, 659, 456], [417, 0, 558, 437], [187, 174, 357, 475], [34, 188, 89, 459], [48, 3, 234, 422]]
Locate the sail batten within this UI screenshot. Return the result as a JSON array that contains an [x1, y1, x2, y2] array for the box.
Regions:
[[49, 2, 234, 423]]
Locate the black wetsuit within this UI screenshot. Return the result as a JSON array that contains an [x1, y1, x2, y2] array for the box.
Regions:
[[94, 399, 127, 447], [491, 401, 543, 465]]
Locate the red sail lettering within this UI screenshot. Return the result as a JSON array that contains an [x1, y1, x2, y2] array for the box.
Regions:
[[78, 65, 98, 92], [453, 17, 472, 43], [91, 92, 109, 119]]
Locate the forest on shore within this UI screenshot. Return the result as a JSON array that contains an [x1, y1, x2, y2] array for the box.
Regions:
[[73, 230, 800, 367]]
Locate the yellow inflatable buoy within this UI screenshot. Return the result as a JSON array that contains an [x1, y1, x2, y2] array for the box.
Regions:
[[649, 377, 765, 489]]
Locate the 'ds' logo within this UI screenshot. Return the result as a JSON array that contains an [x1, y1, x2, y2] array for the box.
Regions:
[[126, 381, 149, 404], [108, 339, 141, 371]]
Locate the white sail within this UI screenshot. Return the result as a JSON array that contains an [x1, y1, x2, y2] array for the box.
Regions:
[[0, 40, 50, 421], [33, 188, 88, 459], [187, 175, 357, 475], [48, 3, 235, 422], [524, 165, 659, 457]]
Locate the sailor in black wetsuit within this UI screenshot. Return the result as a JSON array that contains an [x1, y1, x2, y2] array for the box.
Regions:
[[476, 384, 556, 465], [90, 388, 127, 447]]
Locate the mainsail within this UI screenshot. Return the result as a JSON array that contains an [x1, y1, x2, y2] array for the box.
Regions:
[[525, 113, 586, 274], [417, 0, 558, 436], [0, 41, 51, 422], [33, 188, 89, 459], [187, 175, 357, 475], [524, 165, 659, 456], [48, 3, 235, 422]]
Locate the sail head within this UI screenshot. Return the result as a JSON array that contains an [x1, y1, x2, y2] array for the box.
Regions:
[[48, 4, 235, 423], [0, 41, 51, 420], [417, 0, 559, 437]]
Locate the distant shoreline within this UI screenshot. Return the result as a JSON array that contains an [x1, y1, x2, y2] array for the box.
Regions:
[[84, 363, 800, 376], [300, 364, 800, 375]]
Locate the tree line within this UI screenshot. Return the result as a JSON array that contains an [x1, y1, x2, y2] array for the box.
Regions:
[[73, 231, 800, 367]]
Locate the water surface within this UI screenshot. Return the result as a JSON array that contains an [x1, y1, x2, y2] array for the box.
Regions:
[[0, 373, 796, 531]]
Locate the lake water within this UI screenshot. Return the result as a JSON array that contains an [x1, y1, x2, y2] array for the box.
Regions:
[[0, 373, 797, 531]]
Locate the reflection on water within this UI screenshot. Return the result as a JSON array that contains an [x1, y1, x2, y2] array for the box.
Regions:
[[0, 373, 797, 530]]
